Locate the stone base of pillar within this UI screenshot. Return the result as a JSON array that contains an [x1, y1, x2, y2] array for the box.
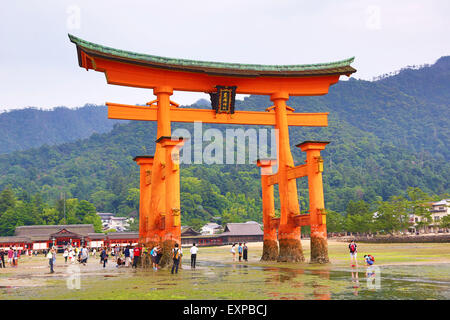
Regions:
[[277, 238, 305, 262], [261, 240, 279, 261], [138, 240, 159, 269], [159, 239, 177, 268], [310, 236, 329, 264]]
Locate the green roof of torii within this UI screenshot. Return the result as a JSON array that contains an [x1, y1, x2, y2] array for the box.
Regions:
[[69, 34, 356, 77]]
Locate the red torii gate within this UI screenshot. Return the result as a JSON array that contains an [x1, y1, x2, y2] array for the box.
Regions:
[[69, 34, 356, 264]]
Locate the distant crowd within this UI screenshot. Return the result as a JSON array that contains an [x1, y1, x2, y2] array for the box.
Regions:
[[0, 241, 252, 274]]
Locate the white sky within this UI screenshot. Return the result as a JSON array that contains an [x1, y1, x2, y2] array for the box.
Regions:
[[0, 0, 449, 111]]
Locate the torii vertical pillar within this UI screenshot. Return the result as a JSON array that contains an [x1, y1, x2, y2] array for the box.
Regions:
[[133, 156, 154, 244], [298, 141, 330, 263], [257, 159, 278, 261], [156, 136, 185, 268], [148, 86, 173, 245], [271, 92, 304, 262]]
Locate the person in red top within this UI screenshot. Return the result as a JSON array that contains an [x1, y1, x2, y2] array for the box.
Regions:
[[132, 245, 141, 268]]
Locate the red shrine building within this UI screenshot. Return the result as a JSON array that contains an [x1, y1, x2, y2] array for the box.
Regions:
[[0, 224, 139, 251]]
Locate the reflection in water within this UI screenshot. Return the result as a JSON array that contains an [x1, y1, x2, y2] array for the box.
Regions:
[[311, 269, 331, 300], [351, 267, 360, 296], [263, 267, 305, 299]]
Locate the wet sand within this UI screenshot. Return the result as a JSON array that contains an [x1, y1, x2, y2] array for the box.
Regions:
[[1, 241, 449, 299]]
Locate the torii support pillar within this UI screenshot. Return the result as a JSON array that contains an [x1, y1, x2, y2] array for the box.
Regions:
[[297, 141, 330, 264], [272, 92, 304, 262], [146, 86, 173, 247], [133, 156, 154, 244], [257, 159, 278, 261], [156, 136, 185, 268]]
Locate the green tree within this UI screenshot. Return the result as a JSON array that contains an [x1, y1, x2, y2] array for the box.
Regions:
[[439, 215, 450, 231], [326, 210, 346, 233], [0, 188, 16, 213], [375, 196, 409, 234], [407, 187, 432, 233], [82, 212, 102, 233]]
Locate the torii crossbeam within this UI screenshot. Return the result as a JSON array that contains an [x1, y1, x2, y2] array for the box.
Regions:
[[69, 34, 356, 264]]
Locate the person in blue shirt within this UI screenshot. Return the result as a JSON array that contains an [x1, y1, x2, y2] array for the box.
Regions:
[[364, 254, 375, 266], [124, 246, 131, 267], [238, 243, 243, 262]]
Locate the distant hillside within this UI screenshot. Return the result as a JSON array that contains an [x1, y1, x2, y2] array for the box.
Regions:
[[0, 105, 126, 154], [0, 56, 448, 226]]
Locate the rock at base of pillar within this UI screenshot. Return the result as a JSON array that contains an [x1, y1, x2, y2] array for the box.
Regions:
[[261, 240, 279, 261], [159, 239, 177, 268], [138, 241, 158, 268], [310, 236, 329, 264], [277, 238, 305, 262]]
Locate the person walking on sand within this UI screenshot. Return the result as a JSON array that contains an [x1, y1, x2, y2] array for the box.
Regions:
[[7, 247, 13, 266], [132, 245, 141, 268], [114, 245, 120, 261], [0, 249, 5, 268], [68, 248, 75, 263], [171, 243, 182, 274], [80, 246, 88, 265], [230, 244, 236, 262], [151, 245, 158, 270], [190, 243, 198, 269], [155, 245, 162, 270], [47, 248, 55, 273], [349, 240, 358, 267], [238, 243, 243, 262], [129, 245, 134, 263], [243, 243, 248, 262], [13, 249, 18, 267], [124, 246, 131, 267], [63, 248, 68, 263], [100, 247, 108, 268]]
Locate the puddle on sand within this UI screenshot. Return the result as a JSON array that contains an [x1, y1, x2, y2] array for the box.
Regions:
[[1, 259, 450, 300]]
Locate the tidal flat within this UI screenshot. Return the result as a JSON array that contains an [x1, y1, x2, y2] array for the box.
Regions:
[[1, 240, 449, 300]]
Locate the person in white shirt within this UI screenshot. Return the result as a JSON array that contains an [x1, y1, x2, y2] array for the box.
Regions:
[[68, 249, 75, 263], [63, 249, 69, 263], [47, 248, 55, 273], [190, 243, 198, 269], [230, 244, 236, 262]]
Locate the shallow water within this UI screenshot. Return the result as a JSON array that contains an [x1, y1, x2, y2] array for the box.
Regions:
[[1, 258, 449, 300]]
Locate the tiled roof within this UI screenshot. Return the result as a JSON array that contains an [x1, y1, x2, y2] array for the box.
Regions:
[[69, 34, 356, 77], [221, 223, 263, 236], [0, 236, 31, 244], [15, 224, 94, 237], [106, 232, 139, 239], [87, 233, 106, 240]]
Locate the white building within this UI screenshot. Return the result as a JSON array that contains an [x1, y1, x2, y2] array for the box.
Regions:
[[97, 212, 131, 232], [200, 222, 222, 235], [409, 199, 450, 233]]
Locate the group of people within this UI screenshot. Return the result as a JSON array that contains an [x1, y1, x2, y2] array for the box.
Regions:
[[348, 239, 375, 267], [230, 243, 248, 262], [0, 247, 21, 268], [62, 245, 90, 265], [112, 245, 141, 268]]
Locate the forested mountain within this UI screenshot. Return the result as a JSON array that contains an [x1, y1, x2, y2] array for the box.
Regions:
[[0, 57, 448, 232], [0, 105, 126, 154]]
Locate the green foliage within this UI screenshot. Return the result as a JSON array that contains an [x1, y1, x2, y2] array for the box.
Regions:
[[440, 215, 450, 229], [0, 189, 100, 235], [374, 196, 410, 234], [0, 105, 124, 154]]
